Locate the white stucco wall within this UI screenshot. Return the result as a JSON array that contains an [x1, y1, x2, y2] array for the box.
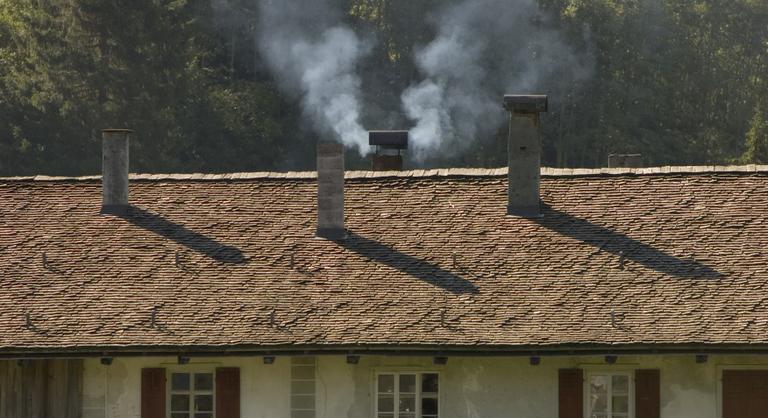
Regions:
[[83, 356, 291, 418], [82, 354, 768, 418]]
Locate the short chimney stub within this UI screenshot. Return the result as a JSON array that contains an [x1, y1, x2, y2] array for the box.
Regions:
[[369, 131, 408, 171], [608, 154, 643, 168]]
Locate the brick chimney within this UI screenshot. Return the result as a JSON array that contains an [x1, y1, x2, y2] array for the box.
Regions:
[[316, 141, 345, 240], [503, 95, 548, 217], [101, 129, 133, 214], [369, 131, 408, 171]]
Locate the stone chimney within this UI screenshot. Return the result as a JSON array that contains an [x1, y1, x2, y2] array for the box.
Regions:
[[369, 131, 409, 171], [316, 142, 345, 240], [101, 129, 133, 214], [608, 154, 643, 168], [503, 95, 548, 217]]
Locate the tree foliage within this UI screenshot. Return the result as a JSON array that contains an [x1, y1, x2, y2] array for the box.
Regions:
[[743, 102, 768, 164], [0, 0, 767, 175]]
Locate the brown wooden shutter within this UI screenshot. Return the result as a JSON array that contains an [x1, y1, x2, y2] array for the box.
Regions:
[[635, 369, 660, 418], [559, 368, 583, 418], [216, 367, 241, 418], [723, 370, 768, 418], [141, 368, 165, 418]]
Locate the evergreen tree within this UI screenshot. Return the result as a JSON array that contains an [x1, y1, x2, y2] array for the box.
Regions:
[[742, 103, 768, 164], [0, 0, 767, 175]]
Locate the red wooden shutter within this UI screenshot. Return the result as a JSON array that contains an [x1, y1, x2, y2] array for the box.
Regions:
[[141, 368, 165, 418], [216, 367, 241, 418], [559, 368, 583, 418], [723, 370, 768, 418], [635, 369, 660, 418]]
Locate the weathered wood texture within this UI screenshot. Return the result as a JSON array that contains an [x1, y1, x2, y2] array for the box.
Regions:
[[141, 368, 165, 418], [558, 368, 583, 418], [216, 367, 241, 418], [635, 369, 661, 418], [0, 359, 82, 418], [723, 370, 768, 418]]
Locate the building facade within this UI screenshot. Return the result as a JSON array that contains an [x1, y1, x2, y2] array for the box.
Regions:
[[1, 124, 767, 417]]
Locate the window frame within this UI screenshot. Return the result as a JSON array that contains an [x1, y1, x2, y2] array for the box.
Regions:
[[583, 370, 635, 418], [166, 368, 216, 418], [373, 371, 440, 418], [290, 356, 317, 417]]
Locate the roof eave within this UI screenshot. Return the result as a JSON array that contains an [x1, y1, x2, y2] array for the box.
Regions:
[[2, 165, 768, 183], [4, 343, 768, 359]]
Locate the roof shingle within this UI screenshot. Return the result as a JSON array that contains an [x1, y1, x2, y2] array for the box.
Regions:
[[0, 166, 767, 353]]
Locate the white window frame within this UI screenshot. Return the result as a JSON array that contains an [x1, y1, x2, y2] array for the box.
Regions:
[[166, 368, 216, 418], [291, 356, 316, 418], [374, 371, 440, 418], [584, 370, 635, 418]]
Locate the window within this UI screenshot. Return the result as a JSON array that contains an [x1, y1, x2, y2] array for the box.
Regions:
[[169, 371, 215, 418], [376, 372, 439, 418], [586, 373, 632, 418], [291, 356, 316, 418]]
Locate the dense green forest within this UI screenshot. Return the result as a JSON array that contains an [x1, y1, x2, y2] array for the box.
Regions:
[[0, 0, 766, 175]]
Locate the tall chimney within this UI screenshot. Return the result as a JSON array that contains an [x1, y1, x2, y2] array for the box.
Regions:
[[503, 95, 548, 217], [101, 129, 133, 214], [369, 131, 409, 171], [316, 141, 345, 240]]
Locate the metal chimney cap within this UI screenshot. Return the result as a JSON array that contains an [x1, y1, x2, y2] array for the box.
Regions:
[[369, 131, 409, 149], [503, 95, 548, 113]]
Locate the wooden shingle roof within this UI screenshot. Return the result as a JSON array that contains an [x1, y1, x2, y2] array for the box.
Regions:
[[1, 166, 767, 354]]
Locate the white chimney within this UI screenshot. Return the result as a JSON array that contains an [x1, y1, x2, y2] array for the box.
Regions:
[[101, 129, 132, 214], [316, 141, 345, 240], [503, 95, 548, 218]]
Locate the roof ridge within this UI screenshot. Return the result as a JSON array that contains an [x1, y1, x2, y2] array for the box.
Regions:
[[2, 165, 767, 182]]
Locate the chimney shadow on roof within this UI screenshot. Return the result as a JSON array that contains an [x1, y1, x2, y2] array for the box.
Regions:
[[536, 203, 723, 279], [114, 206, 247, 264], [339, 232, 478, 294]]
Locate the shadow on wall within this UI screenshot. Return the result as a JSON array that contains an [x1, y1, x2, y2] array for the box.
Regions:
[[114, 206, 247, 264], [338, 232, 478, 294], [536, 203, 723, 279]]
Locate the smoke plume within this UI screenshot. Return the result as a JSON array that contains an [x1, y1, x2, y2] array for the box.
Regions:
[[257, 0, 371, 154], [403, 0, 593, 160]]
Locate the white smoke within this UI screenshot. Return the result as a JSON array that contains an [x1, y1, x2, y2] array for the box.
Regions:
[[257, 0, 371, 154], [401, 80, 450, 153], [403, 0, 593, 160]]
